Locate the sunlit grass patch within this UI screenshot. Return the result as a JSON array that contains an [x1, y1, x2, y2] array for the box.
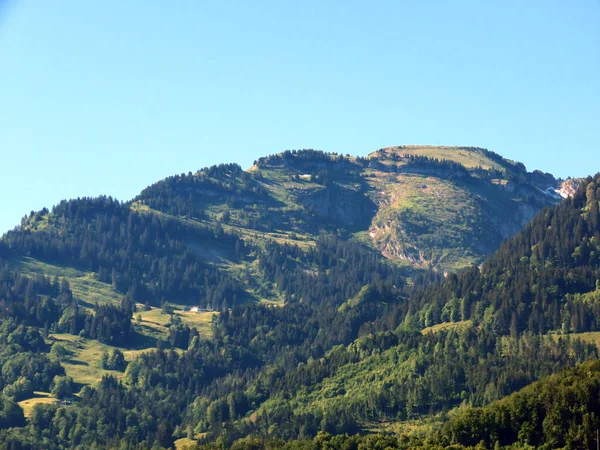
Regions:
[[421, 320, 472, 335], [18, 392, 57, 417], [48, 333, 128, 386], [7, 256, 122, 307]]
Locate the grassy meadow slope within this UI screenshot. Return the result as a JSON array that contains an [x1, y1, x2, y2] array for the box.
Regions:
[[364, 146, 559, 268]]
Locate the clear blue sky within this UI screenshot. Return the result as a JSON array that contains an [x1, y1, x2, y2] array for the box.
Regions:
[[1, 1, 599, 234]]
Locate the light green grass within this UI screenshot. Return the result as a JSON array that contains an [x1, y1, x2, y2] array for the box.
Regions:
[[421, 321, 472, 335], [48, 333, 129, 386], [548, 331, 600, 348], [365, 414, 444, 438], [371, 146, 504, 171], [174, 437, 198, 449], [136, 306, 216, 339], [18, 392, 57, 417], [176, 310, 215, 336], [258, 298, 284, 307], [69, 274, 122, 307], [48, 332, 178, 387], [7, 256, 122, 307], [48, 308, 211, 387], [8, 256, 85, 278], [136, 307, 171, 328]]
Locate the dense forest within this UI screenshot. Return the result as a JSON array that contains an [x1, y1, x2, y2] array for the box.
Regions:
[[194, 356, 600, 450], [3, 196, 247, 308], [136, 163, 267, 220], [0, 150, 597, 448]]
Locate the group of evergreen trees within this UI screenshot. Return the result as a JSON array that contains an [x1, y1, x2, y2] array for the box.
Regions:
[[439, 360, 600, 449], [3, 196, 246, 308], [137, 163, 266, 219]]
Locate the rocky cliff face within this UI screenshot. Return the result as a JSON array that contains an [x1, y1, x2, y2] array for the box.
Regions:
[[556, 178, 582, 198], [360, 146, 559, 269]]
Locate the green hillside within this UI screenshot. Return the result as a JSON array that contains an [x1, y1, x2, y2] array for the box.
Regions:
[[189, 360, 600, 449], [0, 148, 595, 450], [439, 359, 600, 448], [2, 146, 560, 310], [177, 173, 600, 444]]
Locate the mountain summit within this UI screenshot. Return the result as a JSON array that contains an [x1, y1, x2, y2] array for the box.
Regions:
[[137, 145, 560, 269]]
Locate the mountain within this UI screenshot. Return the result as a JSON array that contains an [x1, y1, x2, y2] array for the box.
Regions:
[[1, 146, 561, 311], [0, 147, 596, 450], [137, 145, 561, 270]]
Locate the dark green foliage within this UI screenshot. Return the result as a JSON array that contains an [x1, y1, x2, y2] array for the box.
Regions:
[[196, 431, 481, 450], [441, 360, 600, 449], [168, 314, 197, 349], [0, 349, 64, 393], [49, 343, 70, 361], [189, 329, 596, 441], [84, 303, 132, 345], [51, 375, 74, 399], [0, 265, 63, 328], [137, 163, 265, 219], [254, 149, 345, 169], [0, 395, 25, 430], [100, 349, 127, 371], [5, 324, 45, 352], [2, 377, 33, 401], [0, 320, 64, 392]]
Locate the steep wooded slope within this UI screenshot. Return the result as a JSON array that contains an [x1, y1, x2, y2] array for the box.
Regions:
[[186, 174, 600, 441], [440, 359, 600, 449]]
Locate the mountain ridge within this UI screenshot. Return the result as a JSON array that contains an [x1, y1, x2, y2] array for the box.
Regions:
[[1, 146, 567, 310]]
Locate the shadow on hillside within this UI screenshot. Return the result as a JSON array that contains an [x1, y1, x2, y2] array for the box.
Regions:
[[65, 359, 88, 366], [130, 330, 165, 350]]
